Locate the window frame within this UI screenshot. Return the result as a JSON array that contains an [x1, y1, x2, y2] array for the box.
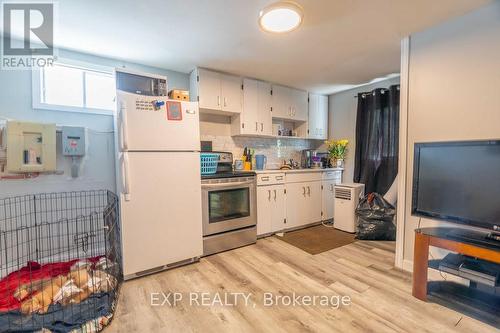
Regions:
[[32, 59, 116, 115]]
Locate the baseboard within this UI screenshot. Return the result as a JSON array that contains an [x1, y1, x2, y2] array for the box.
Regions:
[[403, 259, 413, 272]]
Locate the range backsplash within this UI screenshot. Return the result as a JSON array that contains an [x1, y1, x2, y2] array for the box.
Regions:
[[201, 134, 325, 167]]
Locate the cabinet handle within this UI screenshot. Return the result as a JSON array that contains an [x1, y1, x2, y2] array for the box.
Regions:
[[330, 184, 334, 191], [274, 189, 277, 201], [307, 186, 311, 196], [217, 96, 221, 106], [302, 187, 306, 195], [268, 190, 271, 201], [255, 122, 258, 131], [261, 176, 270, 181], [289, 106, 292, 116], [224, 97, 227, 107], [275, 176, 283, 180], [261, 123, 263, 132]]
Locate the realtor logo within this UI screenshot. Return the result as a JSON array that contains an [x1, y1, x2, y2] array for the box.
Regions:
[[1, 1, 56, 69]]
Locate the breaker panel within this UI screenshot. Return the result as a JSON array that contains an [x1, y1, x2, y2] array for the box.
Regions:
[[6, 121, 56, 173]]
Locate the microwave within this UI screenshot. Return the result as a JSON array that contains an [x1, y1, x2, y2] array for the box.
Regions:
[[116, 70, 167, 96]]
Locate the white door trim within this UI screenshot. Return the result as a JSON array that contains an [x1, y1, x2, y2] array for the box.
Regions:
[[395, 36, 410, 270]]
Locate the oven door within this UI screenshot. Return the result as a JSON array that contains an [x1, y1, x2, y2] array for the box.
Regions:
[[202, 178, 256, 236]]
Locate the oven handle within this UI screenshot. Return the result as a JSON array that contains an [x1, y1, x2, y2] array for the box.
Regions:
[[202, 179, 255, 189]]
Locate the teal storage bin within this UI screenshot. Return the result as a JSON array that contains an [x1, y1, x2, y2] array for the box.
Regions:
[[200, 153, 219, 175]]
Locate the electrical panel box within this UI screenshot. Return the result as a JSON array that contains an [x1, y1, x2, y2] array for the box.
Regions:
[[6, 121, 57, 173], [62, 126, 86, 156]]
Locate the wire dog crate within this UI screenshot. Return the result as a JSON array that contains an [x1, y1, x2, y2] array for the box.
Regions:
[[0, 190, 122, 333]]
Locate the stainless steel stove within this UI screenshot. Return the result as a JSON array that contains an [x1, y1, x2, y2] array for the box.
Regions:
[[201, 152, 257, 256]]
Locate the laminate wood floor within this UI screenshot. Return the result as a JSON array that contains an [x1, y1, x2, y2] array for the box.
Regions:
[[107, 238, 499, 333]]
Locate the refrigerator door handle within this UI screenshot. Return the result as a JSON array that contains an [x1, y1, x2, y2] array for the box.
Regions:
[[123, 152, 131, 201], [120, 101, 129, 150]]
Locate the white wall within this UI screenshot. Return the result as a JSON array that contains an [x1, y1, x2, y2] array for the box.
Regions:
[[0, 49, 189, 198], [328, 77, 400, 182], [402, 2, 500, 262]]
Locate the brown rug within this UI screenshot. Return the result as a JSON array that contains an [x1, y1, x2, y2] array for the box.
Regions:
[[275, 224, 356, 255]]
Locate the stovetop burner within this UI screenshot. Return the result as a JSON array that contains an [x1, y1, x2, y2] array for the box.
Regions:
[[201, 171, 256, 180]]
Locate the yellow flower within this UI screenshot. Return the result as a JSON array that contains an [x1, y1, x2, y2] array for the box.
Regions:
[[339, 139, 349, 146]]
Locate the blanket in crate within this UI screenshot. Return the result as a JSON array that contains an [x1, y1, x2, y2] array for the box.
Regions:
[[0, 257, 111, 313], [0, 290, 115, 333]]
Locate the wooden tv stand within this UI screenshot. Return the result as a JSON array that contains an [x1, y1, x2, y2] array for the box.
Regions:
[[412, 227, 500, 301]]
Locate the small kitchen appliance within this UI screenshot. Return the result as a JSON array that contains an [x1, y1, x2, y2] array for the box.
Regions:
[[301, 149, 317, 168], [302, 149, 332, 169]]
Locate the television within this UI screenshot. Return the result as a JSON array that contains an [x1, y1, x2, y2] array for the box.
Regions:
[[412, 140, 500, 232]]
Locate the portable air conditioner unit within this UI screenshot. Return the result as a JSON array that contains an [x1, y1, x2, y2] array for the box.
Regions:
[[334, 183, 365, 233]]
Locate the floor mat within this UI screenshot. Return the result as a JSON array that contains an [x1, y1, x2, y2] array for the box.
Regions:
[[275, 224, 356, 254]]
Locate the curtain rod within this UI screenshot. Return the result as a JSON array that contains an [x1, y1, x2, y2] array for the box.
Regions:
[[354, 85, 400, 98]]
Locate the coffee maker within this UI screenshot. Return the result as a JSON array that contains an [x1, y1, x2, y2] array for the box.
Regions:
[[301, 149, 316, 168]]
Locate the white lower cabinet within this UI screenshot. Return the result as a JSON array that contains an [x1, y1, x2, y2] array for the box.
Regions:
[[321, 170, 343, 220], [284, 182, 307, 229], [285, 181, 322, 229], [257, 185, 286, 236], [322, 180, 336, 220], [256, 170, 343, 236]]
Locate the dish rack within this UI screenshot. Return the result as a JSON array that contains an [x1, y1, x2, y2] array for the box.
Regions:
[[200, 153, 219, 175]]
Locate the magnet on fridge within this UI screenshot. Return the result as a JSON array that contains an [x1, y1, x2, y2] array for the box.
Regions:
[[166, 101, 182, 121]]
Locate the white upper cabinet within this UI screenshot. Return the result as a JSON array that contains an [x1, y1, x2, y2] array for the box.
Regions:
[[190, 68, 242, 114], [271, 85, 290, 119], [242, 78, 259, 135], [196, 68, 220, 110], [258, 81, 272, 136], [271, 85, 308, 122], [308, 93, 328, 140], [221, 73, 243, 113], [292, 89, 308, 122], [232, 79, 272, 136]]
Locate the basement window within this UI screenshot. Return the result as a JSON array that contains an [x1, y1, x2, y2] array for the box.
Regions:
[[32, 61, 116, 114]]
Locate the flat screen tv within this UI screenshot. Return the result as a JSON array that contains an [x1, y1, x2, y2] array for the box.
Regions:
[[412, 140, 500, 232]]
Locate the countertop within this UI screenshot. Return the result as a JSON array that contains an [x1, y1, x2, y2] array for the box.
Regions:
[[253, 168, 343, 174]]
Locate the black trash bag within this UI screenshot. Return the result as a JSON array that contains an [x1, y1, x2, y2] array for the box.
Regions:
[[355, 192, 396, 240]]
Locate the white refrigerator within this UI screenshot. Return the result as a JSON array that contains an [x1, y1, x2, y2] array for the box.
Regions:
[[115, 69, 202, 279]]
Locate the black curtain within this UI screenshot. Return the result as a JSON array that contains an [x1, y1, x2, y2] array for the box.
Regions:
[[353, 85, 400, 195]]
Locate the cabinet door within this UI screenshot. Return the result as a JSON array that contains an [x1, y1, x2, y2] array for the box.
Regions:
[[221, 74, 242, 113], [317, 95, 328, 139], [322, 180, 336, 220], [307, 181, 323, 224], [242, 78, 259, 135], [308, 93, 319, 139], [257, 186, 273, 236], [284, 182, 308, 228], [258, 81, 272, 136], [272, 85, 291, 119], [291, 89, 308, 122], [198, 69, 221, 110], [271, 185, 286, 232]]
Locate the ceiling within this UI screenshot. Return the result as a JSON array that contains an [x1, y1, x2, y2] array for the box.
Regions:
[[7, 0, 491, 94]]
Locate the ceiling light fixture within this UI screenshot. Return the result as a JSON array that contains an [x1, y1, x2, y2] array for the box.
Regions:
[[259, 1, 303, 33]]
